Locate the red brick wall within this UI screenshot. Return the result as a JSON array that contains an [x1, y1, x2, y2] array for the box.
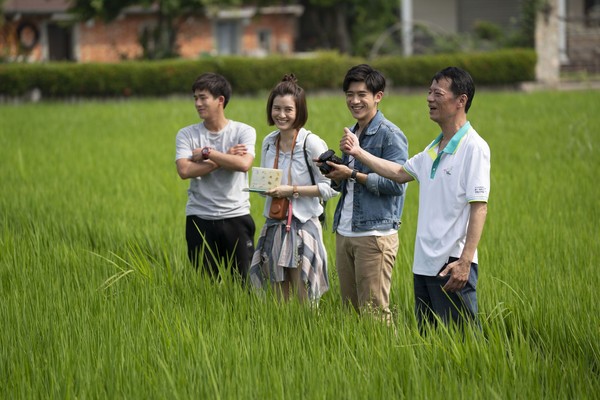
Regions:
[[0, 12, 300, 63], [77, 16, 148, 62], [176, 16, 215, 58], [252, 14, 298, 54]]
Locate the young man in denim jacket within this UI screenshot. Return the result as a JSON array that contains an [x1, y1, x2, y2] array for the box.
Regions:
[[324, 64, 408, 323]]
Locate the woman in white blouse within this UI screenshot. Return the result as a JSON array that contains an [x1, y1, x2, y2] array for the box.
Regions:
[[249, 74, 338, 303]]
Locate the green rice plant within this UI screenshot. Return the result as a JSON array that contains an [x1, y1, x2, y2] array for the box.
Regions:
[[0, 89, 599, 399]]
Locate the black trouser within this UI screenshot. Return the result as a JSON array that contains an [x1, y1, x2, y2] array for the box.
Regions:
[[414, 257, 479, 331], [186, 214, 255, 281]]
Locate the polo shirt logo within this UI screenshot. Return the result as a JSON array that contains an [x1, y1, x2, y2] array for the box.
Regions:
[[443, 166, 453, 175]]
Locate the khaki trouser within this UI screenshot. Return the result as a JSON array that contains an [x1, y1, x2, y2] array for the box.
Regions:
[[335, 233, 398, 322]]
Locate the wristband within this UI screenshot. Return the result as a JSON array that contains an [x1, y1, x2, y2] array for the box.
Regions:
[[201, 147, 211, 160]]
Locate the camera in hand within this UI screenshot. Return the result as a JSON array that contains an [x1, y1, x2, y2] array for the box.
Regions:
[[317, 149, 344, 175]]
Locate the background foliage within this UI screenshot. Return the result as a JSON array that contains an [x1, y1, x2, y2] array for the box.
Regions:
[[0, 49, 536, 98]]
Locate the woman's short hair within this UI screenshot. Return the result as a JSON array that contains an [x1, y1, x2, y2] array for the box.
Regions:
[[266, 74, 308, 130]]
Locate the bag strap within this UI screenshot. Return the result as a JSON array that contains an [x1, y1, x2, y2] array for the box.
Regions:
[[303, 133, 316, 186], [273, 136, 280, 168], [303, 133, 327, 226], [275, 131, 298, 232]]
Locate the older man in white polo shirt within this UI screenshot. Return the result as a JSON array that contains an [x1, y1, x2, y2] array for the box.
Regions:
[[338, 66, 490, 329]]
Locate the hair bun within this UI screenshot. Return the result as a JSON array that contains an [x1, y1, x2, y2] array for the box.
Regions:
[[282, 74, 297, 84]]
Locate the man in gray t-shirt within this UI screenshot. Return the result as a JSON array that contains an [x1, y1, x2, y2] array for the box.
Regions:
[[175, 73, 256, 281]]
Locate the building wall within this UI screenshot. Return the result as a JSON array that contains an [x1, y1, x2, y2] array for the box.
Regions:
[[1, 11, 300, 63], [250, 14, 298, 54], [77, 16, 151, 62], [568, 0, 584, 16], [178, 13, 298, 58], [413, 0, 524, 34], [1, 18, 45, 62], [564, 0, 600, 71], [413, 0, 458, 34], [177, 16, 214, 58], [458, 0, 523, 31]]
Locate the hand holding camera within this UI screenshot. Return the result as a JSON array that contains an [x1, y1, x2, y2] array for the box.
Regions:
[[316, 149, 345, 175]]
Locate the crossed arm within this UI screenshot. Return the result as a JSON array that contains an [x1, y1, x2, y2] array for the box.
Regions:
[[176, 144, 253, 180]]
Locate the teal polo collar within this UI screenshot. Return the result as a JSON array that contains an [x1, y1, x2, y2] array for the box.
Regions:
[[426, 121, 471, 179]]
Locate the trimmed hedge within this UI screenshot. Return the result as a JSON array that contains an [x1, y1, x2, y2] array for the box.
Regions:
[[375, 49, 537, 88], [0, 49, 535, 98]]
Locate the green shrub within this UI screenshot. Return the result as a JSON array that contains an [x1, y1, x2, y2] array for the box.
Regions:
[[0, 50, 535, 99], [374, 49, 536, 87]]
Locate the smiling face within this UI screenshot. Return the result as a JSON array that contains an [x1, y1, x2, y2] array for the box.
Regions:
[[271, 95, 297, 134], [345, 81, 382, 127], [426, 77, 465, 126], [193, 89, 223, 121]]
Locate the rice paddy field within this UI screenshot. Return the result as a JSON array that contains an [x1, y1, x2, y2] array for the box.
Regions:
[[1, 88, 599, 399]]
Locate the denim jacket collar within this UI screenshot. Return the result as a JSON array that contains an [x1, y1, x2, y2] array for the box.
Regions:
[[351, 110, 384, 137]]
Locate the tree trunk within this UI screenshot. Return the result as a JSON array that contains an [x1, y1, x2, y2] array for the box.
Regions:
[[296, 0, 352, 54], [333, 2, 351, 54], [535, 0, 560, 85]]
